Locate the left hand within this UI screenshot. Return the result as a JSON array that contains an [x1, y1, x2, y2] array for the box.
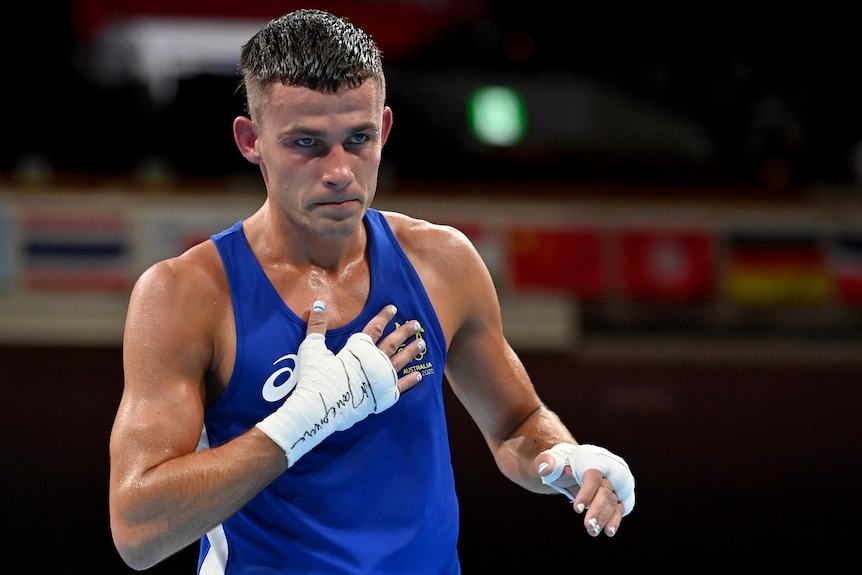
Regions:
[[535, 443, 635, 537]]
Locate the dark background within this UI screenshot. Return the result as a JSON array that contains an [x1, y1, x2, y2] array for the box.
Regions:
[[3, 1, 862, 573], [4, 346, 860, 572], [3, 1, 862, 192]]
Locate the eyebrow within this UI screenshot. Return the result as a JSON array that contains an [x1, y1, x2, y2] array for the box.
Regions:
[[281, 122, 379, 138]]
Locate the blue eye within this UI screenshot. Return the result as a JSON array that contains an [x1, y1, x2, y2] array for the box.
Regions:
[[296, 137, 315, 147]]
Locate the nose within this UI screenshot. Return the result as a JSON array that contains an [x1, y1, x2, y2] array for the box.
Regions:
[[321, 145, 354, 190]]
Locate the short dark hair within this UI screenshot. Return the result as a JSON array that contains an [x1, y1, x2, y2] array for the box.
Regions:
[[239, 9, 385, 118]]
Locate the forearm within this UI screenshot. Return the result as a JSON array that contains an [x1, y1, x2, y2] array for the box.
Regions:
[[492, 405, 577, 494], [111, 428, 285, 570]]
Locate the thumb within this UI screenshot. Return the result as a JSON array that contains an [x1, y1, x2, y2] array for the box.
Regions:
[[535, 451, 557, 479], [307, 300, 329, 336], [535, 445, 576, 488]]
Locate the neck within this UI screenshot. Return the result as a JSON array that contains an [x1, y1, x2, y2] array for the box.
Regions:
[[247, 205, 368, 272]]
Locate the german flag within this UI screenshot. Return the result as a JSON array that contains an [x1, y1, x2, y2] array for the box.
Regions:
[[724, 231, 832, 307]]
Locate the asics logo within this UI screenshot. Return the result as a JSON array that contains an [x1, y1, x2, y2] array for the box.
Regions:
[[261, 353, 299, 402]]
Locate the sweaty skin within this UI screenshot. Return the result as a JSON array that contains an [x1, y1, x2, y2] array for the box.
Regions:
[[110, 74, 626, 570]]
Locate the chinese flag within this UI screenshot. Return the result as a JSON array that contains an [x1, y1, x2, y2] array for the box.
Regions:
[[621, 229, 715, 303], [508, 227, 605, 300]]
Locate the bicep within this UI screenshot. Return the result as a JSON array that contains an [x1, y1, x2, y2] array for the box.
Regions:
[[442, 247, 543, 450], [111, 262, 212, 481]]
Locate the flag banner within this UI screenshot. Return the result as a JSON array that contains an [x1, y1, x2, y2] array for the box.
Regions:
[[724, 232, 832, 307], [621, 229, 714, 303], [831, 232, 862, 306], [21, 209, 132, 292], [508, 226, 605, 300]]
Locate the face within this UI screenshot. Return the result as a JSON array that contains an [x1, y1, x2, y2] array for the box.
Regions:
[[234, 78, 392, 240]]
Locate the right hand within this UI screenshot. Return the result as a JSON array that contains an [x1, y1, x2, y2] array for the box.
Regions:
[[256, 301, 425, 466], [306, 301, 425, 396]]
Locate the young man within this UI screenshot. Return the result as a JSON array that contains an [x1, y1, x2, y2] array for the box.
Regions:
[[109, 9, 635, 574]]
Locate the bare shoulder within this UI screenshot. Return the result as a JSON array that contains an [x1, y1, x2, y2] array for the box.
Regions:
[[380, 211, 495, 346], [380, 210, 478, 265], [131, 240, 226, 311], [125, 239, 230, 359]]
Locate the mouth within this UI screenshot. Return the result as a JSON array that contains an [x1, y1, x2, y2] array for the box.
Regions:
[[311, 198, 363, 217], [317, 198, 356, 205], [314, 198, 361, 208]]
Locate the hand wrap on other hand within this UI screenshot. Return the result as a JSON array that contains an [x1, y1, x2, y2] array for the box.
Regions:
[[256, 332, 398, 467], [540, 443, 636, 516]]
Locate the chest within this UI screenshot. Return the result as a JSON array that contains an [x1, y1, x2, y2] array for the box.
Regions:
[[266, 261, 372, 329]]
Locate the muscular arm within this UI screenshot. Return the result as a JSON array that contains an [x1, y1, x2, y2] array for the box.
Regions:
[[437, 234, 576, 493], [109, 247, 287, 570], [110, 243, 426, 569], [389, 214, 572, 490], [393, 212, 630, 536]]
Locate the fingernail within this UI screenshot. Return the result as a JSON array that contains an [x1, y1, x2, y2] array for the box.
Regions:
[[589, 517, 600, 536], [416, 371, 422, 381], [575, 503, 585, 514], [417, 339, 426, 353], [413, 321, 421, 332], [313, 300, 325, 311], [537, 462, 549, 474], [390, 305, 397, 315], [607, 526, 617, 537]]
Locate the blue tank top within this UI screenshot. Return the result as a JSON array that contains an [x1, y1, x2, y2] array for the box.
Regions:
[[200, 209, 459, 574]]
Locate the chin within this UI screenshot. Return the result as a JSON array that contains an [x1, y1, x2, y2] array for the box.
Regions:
[[317, 217, 362, 239]]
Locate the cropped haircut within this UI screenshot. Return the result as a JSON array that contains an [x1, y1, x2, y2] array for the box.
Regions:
[[238, 9, 385, 120]]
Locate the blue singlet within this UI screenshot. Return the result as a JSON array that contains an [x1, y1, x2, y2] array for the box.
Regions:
[[199, 209, 460, 574]]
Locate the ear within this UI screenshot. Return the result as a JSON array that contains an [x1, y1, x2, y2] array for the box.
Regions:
[[233, 116, 262, 164], [381, 106, 393, 146]]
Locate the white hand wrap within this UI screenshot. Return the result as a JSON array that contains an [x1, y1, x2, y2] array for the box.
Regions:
[[256, 331, 399, 467], [540, 443, 636, 516]]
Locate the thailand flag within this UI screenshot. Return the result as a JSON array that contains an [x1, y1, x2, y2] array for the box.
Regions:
[[21, 208, 132, 292]]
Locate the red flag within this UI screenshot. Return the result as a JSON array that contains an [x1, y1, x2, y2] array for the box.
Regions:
[[508, 227, 604, 300], [621, 229, 715, 303]]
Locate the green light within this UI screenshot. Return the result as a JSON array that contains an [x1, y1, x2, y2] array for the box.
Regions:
[[468, 86, 527, 146]]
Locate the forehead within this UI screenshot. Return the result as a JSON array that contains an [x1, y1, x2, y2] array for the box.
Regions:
[[260, 78, 384, 125]]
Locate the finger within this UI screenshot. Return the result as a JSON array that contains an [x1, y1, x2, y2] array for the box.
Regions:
[[580, 475, 622, 537], [534, 451, 555, 478], [584, 500, 622, 538], [396, 371, 423, 394], [384, 320, 422, 361], [394, 336, 426, 394], [572, 468, 603, 514], [362, 304, 398, 342], [375, 319, 421, 359], [535, 450, 578, 495], [306, 300, 330, 336], [603, 503, 624, 537]]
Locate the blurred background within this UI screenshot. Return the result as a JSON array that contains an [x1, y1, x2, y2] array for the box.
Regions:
[[2, 1, 861, 572]]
